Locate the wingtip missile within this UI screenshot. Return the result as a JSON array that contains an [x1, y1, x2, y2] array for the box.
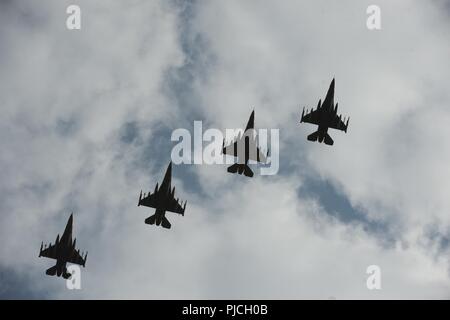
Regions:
[[301, 107, 305, 122], [346, 117, 350, 132], [138, 190, 142, 206], [84, 252, 88, 267], [39, 241, 43, 257]]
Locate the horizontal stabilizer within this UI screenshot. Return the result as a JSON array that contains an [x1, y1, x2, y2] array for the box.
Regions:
[[62, 269, 71, 279], [227, 164, 254, 178], [145, 214, 157, 225], [227, 163, 240, 174]]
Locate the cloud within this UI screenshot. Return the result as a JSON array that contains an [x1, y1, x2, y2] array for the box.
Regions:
[[0, 0, 185, 297], [185, 0, 450, 258]]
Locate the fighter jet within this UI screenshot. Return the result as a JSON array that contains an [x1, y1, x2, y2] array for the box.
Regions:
[[39, 213, 87, 279], [222, 110, 269, 177], [300, 78, 349, 145], [138, 162, 186, 229]]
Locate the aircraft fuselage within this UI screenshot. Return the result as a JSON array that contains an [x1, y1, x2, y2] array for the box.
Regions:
[[153, 208, 167, 226]]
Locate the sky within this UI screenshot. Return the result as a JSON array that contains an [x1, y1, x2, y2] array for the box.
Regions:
[[0, 0, 450, 299]]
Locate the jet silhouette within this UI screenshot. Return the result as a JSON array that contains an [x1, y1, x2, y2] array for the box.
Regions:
[[138, 162, 186, 229], [300, 78, 349, 145], [222, 110, 269, 177], [39, 213, 87, 279]]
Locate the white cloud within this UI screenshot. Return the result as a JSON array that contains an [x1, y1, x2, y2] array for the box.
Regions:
[[68, 178, 450, 299]]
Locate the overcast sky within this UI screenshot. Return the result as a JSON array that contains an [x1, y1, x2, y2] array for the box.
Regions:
[[1, 0, 450, 299]]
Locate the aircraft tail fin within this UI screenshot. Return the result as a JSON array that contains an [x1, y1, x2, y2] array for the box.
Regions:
[[227, 164, 254, 177], [307, 131, 319, 142], [161, 217, 171, 229], [324, 133, 334, 145], [145, 214, 157, 225], [45, 265, 57, 276]]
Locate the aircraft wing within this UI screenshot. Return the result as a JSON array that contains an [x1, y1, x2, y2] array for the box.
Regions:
[[166, 193, 186, 216], [67, 248, 87, 267], [329, 114, 349, 132], [39, 242, 57, 260], [138, 191, 157, 208], [301, 107, 321, 125]]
